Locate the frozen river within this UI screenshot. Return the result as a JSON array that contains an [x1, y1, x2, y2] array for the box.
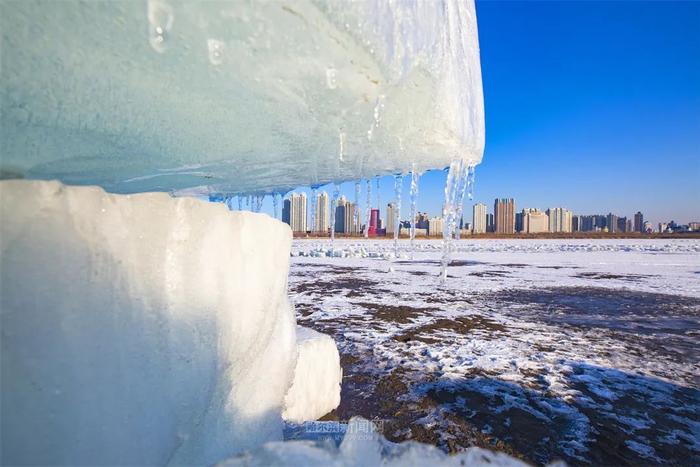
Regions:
[[288, 239, 700, 465]]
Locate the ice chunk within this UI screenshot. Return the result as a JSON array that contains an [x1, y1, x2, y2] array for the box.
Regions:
[[283, 326, 342, 423], [222, 417, 529, 467], [0, 0, 484, 195], [0, 180, 297, 465]]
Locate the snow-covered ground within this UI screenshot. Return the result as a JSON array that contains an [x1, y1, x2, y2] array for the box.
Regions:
[[289, 239, 700, 465]]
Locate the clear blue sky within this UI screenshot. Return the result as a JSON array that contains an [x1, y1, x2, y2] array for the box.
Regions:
[[259, 0, 700, 225]]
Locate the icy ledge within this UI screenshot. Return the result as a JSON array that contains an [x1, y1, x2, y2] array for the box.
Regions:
[[0, 180, 340, 465]]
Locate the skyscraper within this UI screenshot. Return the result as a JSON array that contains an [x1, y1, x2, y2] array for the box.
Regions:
[[607, 213, 618, 233], [344, 202, 360, 235], [315, 191, 329, 233], [290, 193, 307, 233], [368, 208, 380, 236], [634, 212, 644, 233], [486, 213, 494, 232], [546, 208, 573, 233], [335, 196, 346, 233], [282, 199, 291, 226], [472, 203, 487, 234], [386, 202, 397, 235], [428, 217, 444, 236], [494, 198, 515, 234]]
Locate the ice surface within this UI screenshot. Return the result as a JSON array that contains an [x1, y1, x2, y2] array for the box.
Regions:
[[0, 180, 301, 465], [0, 0, 484, 196], [223, 417, 529, 467], [283, 326, 342, 423]]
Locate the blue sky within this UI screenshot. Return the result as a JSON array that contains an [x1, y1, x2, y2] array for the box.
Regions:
[[260, 0, 700, 225]]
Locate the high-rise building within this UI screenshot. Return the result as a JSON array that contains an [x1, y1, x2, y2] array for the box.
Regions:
[[428, 217, 444, 236], [368, 208, 380, 236], [546, 208, 573, 233], [335, 196, 346, 233], [282, 199, 291, 226], [314, 191, 329, 233], [572, 215, 581, 232], [386, 202, 397, 235], [643, 221, 654, 233], [344, 201, 360, 235], [494, 198, 515, 234], [472, 203, 487, 234], [486, 213, 494, 232], [617, 216, 627, 233], [634, 212, 644, 233], [523, 208, 549, 233], [290, 193, 307, 233], [416, 212, 430, 230], [658, 222, 667, 233], [606, 213, 618, 233], [515, 211, 524, 233]]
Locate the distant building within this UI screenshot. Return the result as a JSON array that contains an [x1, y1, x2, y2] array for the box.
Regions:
[[472, 203, 487, 234], [523, 208, 548, 234], [658, 222, 667, 233], [625, 218, 633, 233], [335, 196, 347, 233], [643, 221, 654, 234], [416, 212, 430, 230], [386, 203, 398, 235], [617, 216, 628, 233], [290, 193, 307, 233], [368, 208, 380, 236], [546, 208, 573, 233], [428, 217, 444, 236], [494, 198, 515, 234], [607, 213, 619, 233], [515, 211, 524, 233], [344, 201, 360, 235], [486, 213, 494, 232], [689, 222, 700, 231], [634, 212, 644, 233], [572, 215, 581, 232], [314, 191, 329, 233], [282, 199, 291, 226]]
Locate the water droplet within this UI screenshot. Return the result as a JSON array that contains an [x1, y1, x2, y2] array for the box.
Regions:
[[148, 0, 174, 53], [326, 68, 337, 90], [207, 39, 225, 65]]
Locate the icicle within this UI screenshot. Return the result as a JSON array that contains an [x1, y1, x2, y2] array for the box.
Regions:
[[393, 174, 403, 258], [273, 193, 281, 219], [440, 158, 469, 284], [454, 162, 470, 240], [253, 194, 264, 213], [364, 179, 372, 238], [329, 183, 340, 251], [245, 195, 251, 210], [310, 187, 318, 233], [354, 181, 361, 238], [376, 177, 381, 214], [467, 164, 476, 201], [237, 195, 243, 211], [409, 164, 421, 260], [338, 131, 346, 162]]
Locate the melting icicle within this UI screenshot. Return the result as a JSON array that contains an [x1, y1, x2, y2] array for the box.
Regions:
[[237, 196, 243, 211], [354, 181, 361, 238], [393, 174, 403, 258], [329, 183, 340, 251], [440, 158, 469, 284], [338, 131, 346, 162], [252, 194, 264, 213], [409, 165, 421, 260], [467, 164, 476, 201], [364, 179, 372, 238], [245, 195, 251, 210], [310, 187, 318, 233], [454, 162, 470, 241], [147, 0, 174, 53], [376, 177, 381, 213]]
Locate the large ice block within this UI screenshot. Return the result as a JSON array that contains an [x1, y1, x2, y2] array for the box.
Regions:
[[0, 179, 302, 465], [0, 0, 484, 195]]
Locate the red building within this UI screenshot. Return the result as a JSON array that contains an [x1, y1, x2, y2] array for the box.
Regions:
[[368, 208, 380, 236]]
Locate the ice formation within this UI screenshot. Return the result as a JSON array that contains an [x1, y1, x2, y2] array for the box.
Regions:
[[0, 180, 339, 465], [283, 326, 343, 423], [0, 0, 484, 196]]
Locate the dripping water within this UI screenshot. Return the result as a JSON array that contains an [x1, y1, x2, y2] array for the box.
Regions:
[[393, 174, 403, 258], [147, 0, 174, 53], [409, 164, 421, 260], [272, 193, 281, 219], [453, 162, 470, 240]]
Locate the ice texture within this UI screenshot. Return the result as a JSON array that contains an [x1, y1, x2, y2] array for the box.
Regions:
[[0, 0, 484, 195], [223, 417, 529, 467], [0, 180, 304, 465], [283, 326, 343, 423]]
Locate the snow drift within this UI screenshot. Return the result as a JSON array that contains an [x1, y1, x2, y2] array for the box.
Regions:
[[0, 0, 484, 195], [0, 180, 340, 465], [283, 326, 343, 423]]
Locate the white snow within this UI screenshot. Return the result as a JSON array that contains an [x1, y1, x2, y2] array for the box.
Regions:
[[0, 0, 484, 195], [0, 180, 305, 465], [223, 417, 529, 467], [283, 326, 343, 423]]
